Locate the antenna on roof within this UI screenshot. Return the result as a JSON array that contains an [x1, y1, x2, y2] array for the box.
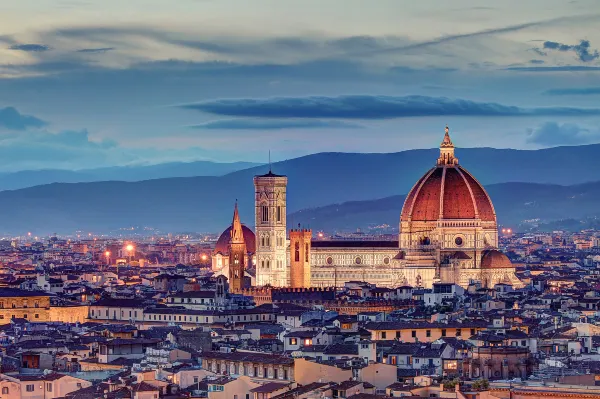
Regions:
[[268, 150, 272, 173]]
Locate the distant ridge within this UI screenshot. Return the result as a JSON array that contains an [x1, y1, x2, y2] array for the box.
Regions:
[[0, 160, 260, 191], [2, 144, 600, 233]]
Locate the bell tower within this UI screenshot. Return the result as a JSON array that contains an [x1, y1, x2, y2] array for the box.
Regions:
[[228, 201, 246, 292], [290, 227, 312, 288], [254, 168, 288, 287]]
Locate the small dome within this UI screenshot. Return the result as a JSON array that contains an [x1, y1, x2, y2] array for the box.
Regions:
[[213, 225, 256, 256], [480, 249, 513, 269]]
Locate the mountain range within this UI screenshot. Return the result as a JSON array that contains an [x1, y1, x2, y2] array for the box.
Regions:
[[289, 181, 600, 232], [2, 144, 600, 234], [0, 161, 259, 191]]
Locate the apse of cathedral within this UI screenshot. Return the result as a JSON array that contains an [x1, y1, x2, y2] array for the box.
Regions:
[[211, 127, 523, 290]]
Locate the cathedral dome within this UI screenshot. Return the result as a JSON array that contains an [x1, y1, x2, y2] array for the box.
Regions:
[[480, 249, 513, 269], [400, 127, 496, 223], [213, 225, 256, 255]]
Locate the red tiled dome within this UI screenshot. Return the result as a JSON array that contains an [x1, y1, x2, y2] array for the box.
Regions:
[[480, 249, 513, 269], [213, 225, 256, 255], [400, 165, 496, 222]]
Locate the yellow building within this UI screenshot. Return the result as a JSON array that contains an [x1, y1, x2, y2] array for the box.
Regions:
[[365, 321, 487, 342], [0, 289, 51, 324]]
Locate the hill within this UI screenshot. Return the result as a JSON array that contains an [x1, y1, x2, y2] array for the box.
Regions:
[[289, 181, 600, 232], [2, 144, 600, 233], [0, 161, 260, 191]]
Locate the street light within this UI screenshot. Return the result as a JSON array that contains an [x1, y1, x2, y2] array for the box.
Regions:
[[105, 251, 111, 266], [126, 244, 134, 263]]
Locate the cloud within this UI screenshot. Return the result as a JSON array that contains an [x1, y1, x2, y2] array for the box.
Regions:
[[0, 107, 47, 130], [529, 59, 545, 64], [526, 122, 600, 145], [351, 14, 598, 56], [0, 129, 117, 171], [544, 87, 600, 96], [190, 119, 364, 130], [542, 40, 600, 62], [76, 47, 114, 53], [0, 128, 224, 171], [505, 66, 600, 72], [9, 44, 51, 52], [181, 95, 600, 119]]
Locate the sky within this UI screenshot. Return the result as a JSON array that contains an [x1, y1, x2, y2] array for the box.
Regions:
[[0, 0, 599, 171]]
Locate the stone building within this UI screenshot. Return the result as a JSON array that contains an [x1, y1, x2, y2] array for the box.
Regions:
[[467, 346, 534, 380], [289, 228, 312, 288], [228, 202, 247, 292], [0, 289, 52, 324], [213, 127, 523, 290], [254, 170, 288, 287]]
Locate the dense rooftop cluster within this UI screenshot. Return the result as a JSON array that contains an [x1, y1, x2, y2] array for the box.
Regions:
[[1, 229, 600, 398]]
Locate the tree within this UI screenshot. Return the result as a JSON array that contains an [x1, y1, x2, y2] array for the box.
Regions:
[[472, 379, 490, 391]]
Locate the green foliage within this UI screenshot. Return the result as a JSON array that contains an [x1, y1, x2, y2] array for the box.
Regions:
[[442, 378, 460, 390], [472, 379, 490, 391]]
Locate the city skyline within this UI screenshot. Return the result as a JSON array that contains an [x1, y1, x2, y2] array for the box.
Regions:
[[0, 0, 599, 171]]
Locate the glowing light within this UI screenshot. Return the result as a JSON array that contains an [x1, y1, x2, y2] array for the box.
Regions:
[[318, 232, 324, 238], [105, 251, 111, 257], [27, 232, 31, 236], [126, 244, 134, 252], [201, 254, 208, 261]]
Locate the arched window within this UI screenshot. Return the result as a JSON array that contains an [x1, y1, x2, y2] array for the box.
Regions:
[[305, 243, 309, 262], [295, 242, 300, 262], [261, 206, 269, 223]]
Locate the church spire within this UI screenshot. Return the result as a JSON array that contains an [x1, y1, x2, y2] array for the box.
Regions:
[[230, 201, 244, 244], [437, 125, 458, 166]]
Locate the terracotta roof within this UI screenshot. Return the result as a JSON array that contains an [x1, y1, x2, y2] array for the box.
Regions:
[[400, 164, 496, 223], [481, 249, 514, 269], [213, 225, 255, 256]]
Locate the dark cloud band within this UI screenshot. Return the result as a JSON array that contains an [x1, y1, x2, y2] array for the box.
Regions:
[[190, 119, 363, 130], [181, 95, 600, 119], [0, 107, 47, 130]]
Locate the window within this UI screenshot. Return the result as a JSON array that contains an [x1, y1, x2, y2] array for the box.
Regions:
[[277, 206, 282, 222], [264, 367, 268, 378], [290, 338, 297, 345], [26, 384, 34, 392], [381, 332, 387, 339], [426, 330, 431, 338], [456, 329, 462, 337], [441, 329, 446, 337], [396, 331, 401, 339], [295, 242, 300, 262], [471, 329, 476, 336], [46, 383, 52, 392], [305, 243, 309, 262], [412, 330, 416, 338], [261, 206, 269, 223], [2, 387, 8, 394]]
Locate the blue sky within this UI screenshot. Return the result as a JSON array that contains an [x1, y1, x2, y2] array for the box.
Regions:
[[0, 0, 599, 171]]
